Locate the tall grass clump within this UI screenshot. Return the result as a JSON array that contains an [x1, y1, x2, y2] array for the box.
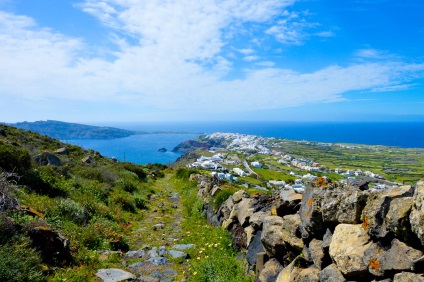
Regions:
[[173, 172, 254, 282]]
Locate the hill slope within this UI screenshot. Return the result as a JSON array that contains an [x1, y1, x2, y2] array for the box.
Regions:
[[8, 120, 138, 139]]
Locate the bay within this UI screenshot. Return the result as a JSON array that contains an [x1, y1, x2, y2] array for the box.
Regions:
[[65, 121, 424, 165]]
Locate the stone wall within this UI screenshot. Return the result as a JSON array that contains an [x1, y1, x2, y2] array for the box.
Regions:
[[192, 174, 424, 281]]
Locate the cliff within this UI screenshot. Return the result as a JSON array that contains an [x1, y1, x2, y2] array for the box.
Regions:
[[191, 173, 424, 281]]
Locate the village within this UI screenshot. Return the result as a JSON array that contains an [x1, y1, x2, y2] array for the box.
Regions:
[[184, 132, 401, 192]]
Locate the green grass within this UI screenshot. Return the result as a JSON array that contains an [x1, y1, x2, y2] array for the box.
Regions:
[[174, 172, 254, 282]]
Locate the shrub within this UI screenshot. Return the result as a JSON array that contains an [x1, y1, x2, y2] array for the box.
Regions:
[[80, 226, 105, 250], [112, 193, 136, 213], [21, 167, 67, 197], [134, 196, 147, 210], [116, 179, 138, 193], [0, 213, 19, 244], [213, 189, 233, 210], [0, 235, 45, 281], [176, 168, 197, 179], [50, 198, 87, 224], [109, 236, 129, 252], [0, 142, 32, 174], [119, 163, 147, 180]]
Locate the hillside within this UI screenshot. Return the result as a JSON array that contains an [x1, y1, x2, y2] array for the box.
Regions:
[[0, 124, 250, 281], [8, 120, 138, 139]]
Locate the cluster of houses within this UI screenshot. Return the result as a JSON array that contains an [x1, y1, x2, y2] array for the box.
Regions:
[[334, 168, 384, 179], [185, 133, 397, 193], [206, 132, 271, 154], [279, 154, 324, 172]]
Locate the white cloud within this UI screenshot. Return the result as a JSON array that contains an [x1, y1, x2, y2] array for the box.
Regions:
[[238, 48, 255, 55], [0, 2, 424, 121], [371, 83, 417, 92], [244, 55, 260, 61], [255, 61, 276, 67], [315, 31, 335, 38], [265, 10, 321, 45]]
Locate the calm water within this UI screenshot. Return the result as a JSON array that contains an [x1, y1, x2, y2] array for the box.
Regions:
[[64, 133, 199, 165], [65, 122, 424, 164]]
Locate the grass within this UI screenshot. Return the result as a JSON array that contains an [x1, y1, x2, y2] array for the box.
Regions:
[[173, 170, 254, 282]]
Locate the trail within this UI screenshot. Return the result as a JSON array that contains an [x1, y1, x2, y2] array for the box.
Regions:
[[102, 173, 193, 281]]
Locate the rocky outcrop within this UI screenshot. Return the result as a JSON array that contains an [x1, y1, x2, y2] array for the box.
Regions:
[[34, 152, 61, 166], [190, 174, 424, 281], [410, 181, 424, 247]]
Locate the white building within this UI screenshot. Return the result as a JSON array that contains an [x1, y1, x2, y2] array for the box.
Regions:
[[251, 161, 262, 168], [233, 168, 247, 176]]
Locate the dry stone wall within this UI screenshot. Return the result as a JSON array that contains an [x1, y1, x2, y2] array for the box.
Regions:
[[192, 174, 424, 281]]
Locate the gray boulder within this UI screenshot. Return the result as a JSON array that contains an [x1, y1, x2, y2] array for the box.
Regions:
[[309, 239, 325, 270], [126, 249, 145, 258], [329, 224, 372, 278], [363, 239, 423, 277], [249, 211, 270, 230], [318, 264, 346, 282], [393, 272, 424, 282], [232, 190, 249, 203], [34, 152, 61, 166], [299, 186, 325, 239], [410, 181, 424, 247], [258, 258, 284, 282], [171, 244, 196, 250], [320, 188, 368, 224], [276, 256, 308, 282], [146, 257, 168, 265], [53, 147, 69, 155], [386, 197, 413, 241], [167, 250, 187, 259], [81, 155, 95, 164], [295, 268, 320, 282], [96, 268, 136, 282], [261, 215, 303, 260], [234, 198, 257, 226], [246, 230, 264, 265]]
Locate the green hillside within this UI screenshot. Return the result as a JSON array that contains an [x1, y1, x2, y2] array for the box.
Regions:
[[8, 120, 138, 139], [0, 124, 250, 282]]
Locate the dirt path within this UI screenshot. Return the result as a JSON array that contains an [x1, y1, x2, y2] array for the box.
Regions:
[[118, 173, 191, 281]]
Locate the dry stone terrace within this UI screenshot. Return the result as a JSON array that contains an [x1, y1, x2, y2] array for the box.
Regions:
[[192, 173, 424, 281]]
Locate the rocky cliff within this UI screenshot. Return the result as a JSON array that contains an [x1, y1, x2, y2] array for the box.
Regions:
[[191, 174, 424, 281]]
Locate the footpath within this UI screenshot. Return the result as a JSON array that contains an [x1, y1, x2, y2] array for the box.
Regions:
[[96, 174, 194, 282]]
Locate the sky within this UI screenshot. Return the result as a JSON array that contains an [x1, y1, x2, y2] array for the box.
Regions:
[[0, 0, 423, 123]]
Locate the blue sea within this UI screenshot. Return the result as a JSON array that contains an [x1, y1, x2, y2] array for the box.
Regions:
[[64, 122, 424, 164]]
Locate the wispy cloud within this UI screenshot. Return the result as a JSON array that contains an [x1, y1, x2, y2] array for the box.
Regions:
[[371, 83, 418, 92], [0, 1, 424, 121]]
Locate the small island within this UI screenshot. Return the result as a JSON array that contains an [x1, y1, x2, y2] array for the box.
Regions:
[[158, 147, 167, 152]]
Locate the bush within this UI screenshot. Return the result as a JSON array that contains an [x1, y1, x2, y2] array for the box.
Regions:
[[109, 236, 129, 252], [119, 163, 147, 180], [134, 196, 147, 210], [0, 142, 32, 174], [0, 213, 19, 244], [116, 179, 138, 193], [48, 198, 87, 224], [176, 168, 197, 180], [0, 235, 45, 281], [213, 189, 233, 210], [21, 167, 67, 197], [112, 193, 136, 213]]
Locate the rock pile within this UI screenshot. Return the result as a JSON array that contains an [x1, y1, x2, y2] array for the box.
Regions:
[[192, 174, 424, 281]]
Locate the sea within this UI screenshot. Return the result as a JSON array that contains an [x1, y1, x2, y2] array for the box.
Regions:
[[63, 122, 424, 165]]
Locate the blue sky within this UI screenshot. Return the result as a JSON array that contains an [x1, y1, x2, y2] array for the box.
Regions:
[[0, 0, 423, 123]]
